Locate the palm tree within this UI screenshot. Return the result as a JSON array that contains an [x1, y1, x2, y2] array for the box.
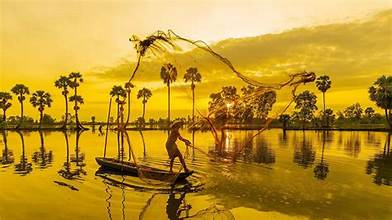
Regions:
[[55, 76, 72, 129], [30, 90, 53, 128], [11, 84, 29, 128], [315, 75, 331, 127], [124, 82, 135, 126], [68, 72, 85, 130], [137, 88, 152, 121], [160, 63, 177, 128], [110, 85, 127, 124], [369, 75, 392, 129], [0, 92, 12, 123], [184, 67, 202, 125]]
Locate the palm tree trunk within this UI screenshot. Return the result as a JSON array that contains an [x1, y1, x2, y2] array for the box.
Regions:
[[125, 91, 131, 127], [39, 110, 43, 129], [323, 92, 326, 127], [385, 108, 392, 129], [2, 109, 6, 122], [192, 85, 195, 124], [19, 99, 24, 127], [63, 94, 68, 128], [142, 101, 146, 121], [74, 85, 83, 130], [192, 85, 195, 159], [167, 82, 171, 131]]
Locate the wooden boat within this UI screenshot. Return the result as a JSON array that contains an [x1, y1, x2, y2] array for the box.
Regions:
[[95, 157, 193, 181]]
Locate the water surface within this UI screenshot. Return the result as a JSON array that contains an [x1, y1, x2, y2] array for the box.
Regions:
[[1, 129, 391, 219]]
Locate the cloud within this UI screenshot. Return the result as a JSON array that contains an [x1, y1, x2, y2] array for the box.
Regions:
[[91, 9, 392, 109]]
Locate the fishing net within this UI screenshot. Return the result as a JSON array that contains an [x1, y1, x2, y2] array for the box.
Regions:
[[101, 29, 315, 184]]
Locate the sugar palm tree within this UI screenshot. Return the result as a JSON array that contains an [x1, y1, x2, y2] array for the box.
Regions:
[[137, 88, 152, 122], [30, 90, 53, 128], [184, 67, 202, 125], [55, 76, 72, 129], [369, 75, 392, 129], [160, 63, 177, 128], [110, 85, 127, 124], [315, 75, 331, 127], [0, 92, 12, 123], [11, 84, 29, 128], [68, 72, 85, 130], [124, 82, 134, 126]]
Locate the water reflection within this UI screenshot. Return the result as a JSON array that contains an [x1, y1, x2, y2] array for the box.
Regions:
[[344, 132, 361, 158], [70, 131, 86, 177], [313, 131, 329, 180], [293, 132, 315, 168], [252, 135, 275, 165], [366, 133, 392, 186], [58, 131, 86, 179], [14, 131, 32, 175], [1, 130, 14, 166], [32, 131, 53, 169]]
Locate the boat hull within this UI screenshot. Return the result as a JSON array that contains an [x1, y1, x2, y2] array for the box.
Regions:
[[95, 157, 193, 181]]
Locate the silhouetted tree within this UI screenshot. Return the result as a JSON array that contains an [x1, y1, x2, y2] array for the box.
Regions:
[[11, 84, 29, 128], [137, 88, 152, 122], [124, 82, 134, 126], [369, 75, 392, 129], [30, 90, 53, 128], [279, 114, 290, 130], [0, 92, 12, 123], [316, 75, 331, 127], [110, 85, 127, 124], [293, 90, 318, 129], [344, 103, 363, 120], [364, 107, 375, 119], [184, 67, 202, 125], [68, 72, 85, 130], [160, 63, 177, 127], [55, 75, 72, 129], [323, 108, 335, 127]]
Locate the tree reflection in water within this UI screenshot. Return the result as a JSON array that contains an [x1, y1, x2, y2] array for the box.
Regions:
[[293, 131, 315, 168], [58, 131, 86, 179], [14, 131, 32, 175], [32, 131, 53, 168], [313, 131, 329, 180], [366, 133, 392, 186], [70, 131, 86, 177], [1, 130, 14, 166], [252, 135, 275, 165], [344, 132, 361, 158]]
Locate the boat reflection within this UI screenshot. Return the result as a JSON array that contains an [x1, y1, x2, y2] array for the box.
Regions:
[[14, 131, 32, 175], [366, 133, 392, 186], [32, 131, 53, 169], [1, 130, 14, 166]]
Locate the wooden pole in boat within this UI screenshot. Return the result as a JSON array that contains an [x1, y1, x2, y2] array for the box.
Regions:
[[103, 97, 113, 158]]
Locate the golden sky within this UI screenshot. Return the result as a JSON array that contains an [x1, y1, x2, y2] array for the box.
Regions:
[[1, 0, 391, 121]]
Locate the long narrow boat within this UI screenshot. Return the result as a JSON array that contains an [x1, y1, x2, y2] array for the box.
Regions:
[[95, 157, 193, 181]]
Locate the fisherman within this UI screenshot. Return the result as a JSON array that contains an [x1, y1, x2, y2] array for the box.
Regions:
[[166, 120, 191, 173]]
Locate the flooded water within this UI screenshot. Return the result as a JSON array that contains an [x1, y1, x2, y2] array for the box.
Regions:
[[0, 129, 391, 220]]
